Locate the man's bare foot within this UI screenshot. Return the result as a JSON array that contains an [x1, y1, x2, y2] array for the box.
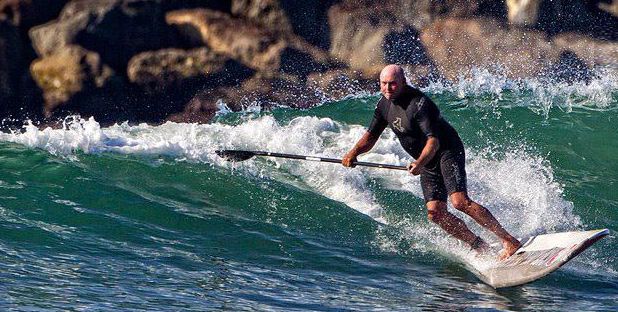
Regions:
[[471, 236, 491, 254], [498, 239, 522, 261]]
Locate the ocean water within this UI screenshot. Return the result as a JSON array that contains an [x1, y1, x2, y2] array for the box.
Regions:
[[0, 69, 617, 311]]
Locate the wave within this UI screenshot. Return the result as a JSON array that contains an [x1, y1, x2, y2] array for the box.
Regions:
[[421, 66, 618, 115], [0, 116, 581, 232]]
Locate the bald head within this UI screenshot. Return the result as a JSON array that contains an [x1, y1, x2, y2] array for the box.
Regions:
[[380, 65, 406, 82], [379, 64, 407, 100]]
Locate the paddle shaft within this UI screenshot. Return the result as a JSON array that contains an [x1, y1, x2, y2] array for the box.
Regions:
[[246, 151, 408, 171]]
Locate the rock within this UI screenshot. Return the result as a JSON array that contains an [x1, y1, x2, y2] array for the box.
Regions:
[[552, 33, 618, 68], [0, 20, 22, 113], [327, 4, 432, 77], [240, 74, 325, 109], [536, 0, 617, 40], [599, 0, 618, 18], [166, 87, 231, 123], [506, 0, 541, 26], [28, 8, 92, 56], [166, 8, 332, 78], [539, 50, 593, 84], [420, 17, 560, 80], [400, 64, 447, 88], [29, 45, 114, 116], [29, 0, 175, 71], [160, 0, 231, 13], [127, 47, 253, 121], [306, 69, 376, 100], [0, 0, 69, 29], [127, 47, 251, 92], [231, 0, 335, 50], [167, 74, 325, 123], [231, 0, 292, 34]]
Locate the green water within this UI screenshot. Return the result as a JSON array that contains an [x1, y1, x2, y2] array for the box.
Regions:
[[0, 78, 617, 310]]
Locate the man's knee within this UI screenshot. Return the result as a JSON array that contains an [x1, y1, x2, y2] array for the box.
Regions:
[[450, 192, 472, 212], [426, 201, 447, 223]]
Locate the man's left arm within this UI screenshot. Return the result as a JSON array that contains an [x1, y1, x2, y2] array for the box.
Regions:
[[409, 96, 441, 175], [408, 136, 439, 175]]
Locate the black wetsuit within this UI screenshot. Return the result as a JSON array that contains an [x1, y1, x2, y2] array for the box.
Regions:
[[367, 85, 467, 202]]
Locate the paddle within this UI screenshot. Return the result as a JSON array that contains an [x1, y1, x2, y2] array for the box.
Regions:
[[215, 150, 408, 171]]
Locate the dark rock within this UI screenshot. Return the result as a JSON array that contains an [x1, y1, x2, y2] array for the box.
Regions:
[[166, 8, 333, 79], [29, 0, 176, 72], [420, 17, 560, 80], [29, 45, 115, 117], [0, 20, 22, 114], [0, 0, 68, 29], [168, 74, 326, 123], [231, 0, 336, 50], [231, 0, 292, 34], [228, 74, 325, 110], [552, 32, 618, 68], [328, 4, 431, 77], [306, 69, 376, 100], [127, 47, 249, 91], [160, 0, 231, 13], [537, 0, 618, 40], [127, 47, 253, 121], [539, 50, 593, 84], [401, 64, 447, 88]]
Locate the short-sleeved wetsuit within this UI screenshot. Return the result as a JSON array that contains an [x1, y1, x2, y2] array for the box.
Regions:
[[367, 85, 467, 202]]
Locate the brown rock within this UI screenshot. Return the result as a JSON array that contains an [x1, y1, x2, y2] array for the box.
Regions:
[[327, 4, 432, 77], [166, 8, 332, 78], [552, 33, 618, 68], [168, 74, 325, 123], [28, 8, 92, 57], [506, 0, 541, 26], [231, 0, 291, 34], [127, 47, 253, 122], [599, 0, 618, 18], [306, 69, 376, 100], [420, 17, 560, 80], [128, 47, 240, 92], [30, 45, 114, 116], [29, 0, 175, 70], [231, 0, 334, 49], [400, 64, 447, 88]]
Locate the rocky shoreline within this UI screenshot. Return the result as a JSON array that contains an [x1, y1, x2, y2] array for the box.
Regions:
[[0, 0, 616, 127]]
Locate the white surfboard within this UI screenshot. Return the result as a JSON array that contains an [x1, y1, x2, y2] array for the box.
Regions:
[[468, 229, 610, 288]]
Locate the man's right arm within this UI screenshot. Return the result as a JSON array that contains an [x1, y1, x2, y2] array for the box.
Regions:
[[342, 131, 381, 167]]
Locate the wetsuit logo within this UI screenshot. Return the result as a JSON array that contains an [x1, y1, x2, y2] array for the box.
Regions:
[[392, 117, 405, 132]]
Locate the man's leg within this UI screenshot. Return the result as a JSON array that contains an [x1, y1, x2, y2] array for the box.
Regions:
[[449, 191, 521, 259], [426, 200, 488, 250]]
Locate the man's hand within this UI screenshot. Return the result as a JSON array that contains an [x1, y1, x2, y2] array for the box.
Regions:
[[342, 152, 358, 168], [407, 161, 422, 175]]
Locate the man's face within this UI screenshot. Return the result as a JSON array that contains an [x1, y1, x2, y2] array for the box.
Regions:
[[380, 72, 404, 100]]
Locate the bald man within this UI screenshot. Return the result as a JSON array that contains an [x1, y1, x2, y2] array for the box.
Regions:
[[342, 64, 521, 260]]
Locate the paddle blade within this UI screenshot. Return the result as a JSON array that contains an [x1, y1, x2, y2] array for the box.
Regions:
[[215, 150, 256, 162]]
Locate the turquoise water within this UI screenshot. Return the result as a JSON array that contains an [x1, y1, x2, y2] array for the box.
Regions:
[[0, 71, 617, 311]]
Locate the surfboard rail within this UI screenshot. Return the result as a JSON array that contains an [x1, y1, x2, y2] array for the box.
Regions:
[[468, 229, 609, 288]]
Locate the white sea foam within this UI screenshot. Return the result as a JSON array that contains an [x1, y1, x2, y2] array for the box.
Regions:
[[423, 66, 618, 115], [0, 115, 581, 236]]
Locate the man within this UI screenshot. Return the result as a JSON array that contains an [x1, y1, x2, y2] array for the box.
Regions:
[[342, 64, 521, 260]]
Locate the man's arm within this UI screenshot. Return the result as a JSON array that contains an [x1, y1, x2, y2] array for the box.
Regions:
[[342, 131, 381, 167], [408, 136, 440, 175]]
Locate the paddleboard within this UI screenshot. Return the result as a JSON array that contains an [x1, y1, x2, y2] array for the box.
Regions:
[[467, 228, 610, 288]]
